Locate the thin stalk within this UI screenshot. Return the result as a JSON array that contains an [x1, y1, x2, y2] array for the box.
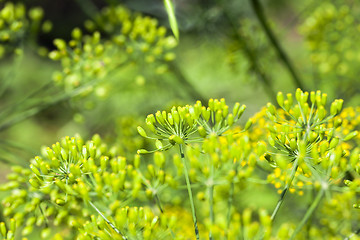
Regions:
[[289, 188, 325, 240], [154, 193, 164, 213], [226, 179, 235, 239], [75, 0, 99, 19], [222, 11, 277, 103], [154, 193, 176, 239], [271, 157, 299, 221], [167, 61, 206, 103], [208, 184, 214, 240], [88, 201, 128, 239], [179, 144, 200, 240], [250, 0, 306, 90], [208, 162, 215, 240], [0, 80, 95, 132]]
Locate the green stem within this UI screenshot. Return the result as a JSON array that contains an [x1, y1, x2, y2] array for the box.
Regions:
[[88, 201, 128, 239], [154, 193, 176, 238], [250, 0, 306, 90], [271, 158, 299, 221], [208, 153, 216, 240], [168, 61, 206, 103], [289, 188, 325, 240], [154, 193, 164, 213], [179, 144, 200, 240], [0, 80, 95, 132], [226, 180, 234, 239], [74, 0, 99, 19], [208, 181, 214, 240]]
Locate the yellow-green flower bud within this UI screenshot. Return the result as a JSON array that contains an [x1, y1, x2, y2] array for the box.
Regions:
[[29, 7, 44, 21], [169, 135, 184, 145], [295, 88, 302, 102], [242, 208, 252, 226], [134, 154, 141, 168], [321, 93, 327, 106], [244, 118, 253, 131], [344, 131, 359, 141], [155, 139, 163, 149], [267, 103, 276, 116], [215, 110, 222, 123], [287, 93, 293, 106], [329, 138, 339, 149], [208, 98, 214, 111], [137, 126, 147, 138], [137, 149, 149, 154], [310, 91, 316, 104], [30, 164, 41, 176], [202, 107, 211, 122], [154, 152, 165, 168], [155, 111, 165, 125], [0, 222, 6, 237]]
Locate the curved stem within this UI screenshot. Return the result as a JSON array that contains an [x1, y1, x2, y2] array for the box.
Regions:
[[208, 161, 215, 240], [271, 157, 299, 221], [88, 201, 128, 239], [222, 8, 277, 103], [167, 61, 206, 103], [208, 184, 214, 240], [250, 0, 306, 90], [179, 144, 200, 239], [226, 179, 235, 239], [289, 188, 325, 240]]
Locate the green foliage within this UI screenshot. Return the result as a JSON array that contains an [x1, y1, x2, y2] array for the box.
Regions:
[[299, 0, 360, 100]]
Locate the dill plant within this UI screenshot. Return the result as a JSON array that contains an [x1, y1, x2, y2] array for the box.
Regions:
[[1, 1, 360, 240]]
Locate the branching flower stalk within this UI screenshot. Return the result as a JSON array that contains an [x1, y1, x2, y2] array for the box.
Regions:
[[179, 144, 200, 240], [289, 187, 325, 240], [270, 157, 299, 220], [137, 98, 251, 239], [88, 201, 128, 239], [265, 89, 344, 221]]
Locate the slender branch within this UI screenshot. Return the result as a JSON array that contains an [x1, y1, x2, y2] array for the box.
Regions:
[[167, 61, 207, 104], [179, 144, 200, 239], [0, 80, 97, 132], [289, 188, 325, 240], [271, 157, 299, 221], [208, 162, 215, 240], [222, 10, 277, 103], [250, 0, 306, 90], [88, 201, 128, 239], [226, 178, 235, 239], [74, 0, 99, 19], [154, 193, 164, 213]]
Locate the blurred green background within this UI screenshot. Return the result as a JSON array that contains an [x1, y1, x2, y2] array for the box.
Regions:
[[0, 0, 358, 180]]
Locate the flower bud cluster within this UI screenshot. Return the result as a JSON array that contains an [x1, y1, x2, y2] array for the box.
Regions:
[[0, 218, 16, 240], [0, 134, 149, 238], [0, 2, 50, 58], [265, 89, 358, 194], [180, 133, 256, 185], [299, 2, 360, 95], [77, 206, 179, 240], [137, 98, 250, 153], [49, 30, 112, 95], [266, 89, 345, 162], [195, 98, 252, 137], [86, 5, 177, 65], [49, 5, 177, 107], [236, 208, 272, 240], [319, 191, 357, 237]]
